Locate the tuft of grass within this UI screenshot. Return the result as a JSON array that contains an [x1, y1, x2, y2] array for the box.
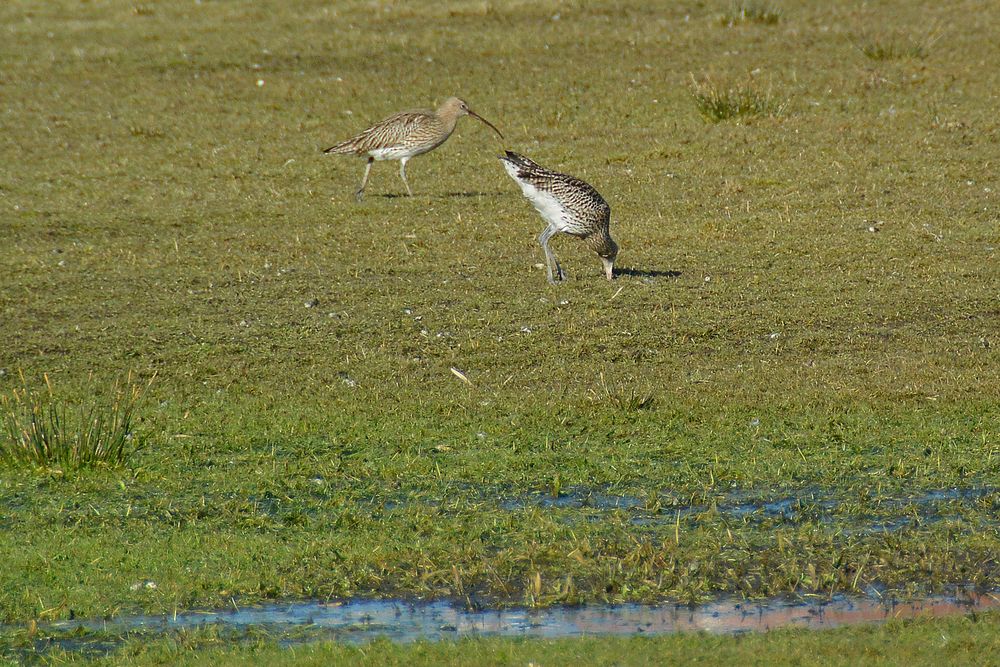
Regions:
[[593, 373, 656, 412], [719, 2, 781, 26], [857, 30, 940, 61], [0, 372, 150, 472], [689, 74, 783, 122]]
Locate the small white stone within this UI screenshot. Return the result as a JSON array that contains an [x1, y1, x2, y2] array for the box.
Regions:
[[256, 79, 264, 87]]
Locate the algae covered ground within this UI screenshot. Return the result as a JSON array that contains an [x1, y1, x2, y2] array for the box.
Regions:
[[1, 0, 999, 657]]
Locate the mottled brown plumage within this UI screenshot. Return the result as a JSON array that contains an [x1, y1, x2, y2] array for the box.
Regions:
[[324, 97, 502, 201], [499, 151, 618, 283]]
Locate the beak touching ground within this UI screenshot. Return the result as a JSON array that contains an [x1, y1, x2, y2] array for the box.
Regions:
[[601, 256, 615, 281]]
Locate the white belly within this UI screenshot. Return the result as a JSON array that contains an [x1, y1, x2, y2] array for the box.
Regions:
[[502, 162, 570, 231], [370, 146, 414, 161]]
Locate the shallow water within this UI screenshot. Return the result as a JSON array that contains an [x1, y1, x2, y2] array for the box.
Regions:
[[47, 592, 1000, 645]]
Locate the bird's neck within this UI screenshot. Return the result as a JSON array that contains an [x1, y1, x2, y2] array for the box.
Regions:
[[436, 102, 462, 133]]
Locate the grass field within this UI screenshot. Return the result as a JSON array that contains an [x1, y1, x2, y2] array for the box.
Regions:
[[1, 0, 999, 660]]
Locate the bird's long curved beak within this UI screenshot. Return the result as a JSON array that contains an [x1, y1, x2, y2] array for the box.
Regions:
[[467, 109, 504, 140]]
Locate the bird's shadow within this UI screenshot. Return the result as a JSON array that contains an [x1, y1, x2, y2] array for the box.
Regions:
[[373, 191, 506, 199], [441, 191, 507, 199], [615, 267, 682, 279]]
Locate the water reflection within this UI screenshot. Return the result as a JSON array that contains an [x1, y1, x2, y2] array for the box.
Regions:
[[47, 592, 999, 644]]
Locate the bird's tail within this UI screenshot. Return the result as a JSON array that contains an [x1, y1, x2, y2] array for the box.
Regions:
[[498, 150, 545, 179], [323, 138, 360, 154]]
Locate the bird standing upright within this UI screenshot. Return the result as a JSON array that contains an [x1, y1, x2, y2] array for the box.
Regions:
[[499, 151, 618, 283], [324, 97, 503, 201]]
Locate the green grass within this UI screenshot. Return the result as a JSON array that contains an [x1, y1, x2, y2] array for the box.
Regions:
[[1, 0, 999, 655]]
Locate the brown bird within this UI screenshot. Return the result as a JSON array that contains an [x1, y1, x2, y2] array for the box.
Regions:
[[499, 151, 618, 283], [323, 97, 503, 201]]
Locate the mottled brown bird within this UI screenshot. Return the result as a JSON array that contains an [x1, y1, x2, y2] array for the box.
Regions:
[[499, 151, 618, 283], [323, 97, 503, 201]]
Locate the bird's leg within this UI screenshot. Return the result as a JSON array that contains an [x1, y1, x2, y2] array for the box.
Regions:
[[399, 157, 413, 197], [355, 157, 374, 202], [538, 227, 564, 284]]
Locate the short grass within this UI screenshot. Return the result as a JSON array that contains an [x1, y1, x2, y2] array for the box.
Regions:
[[1, 0, 999, 649]]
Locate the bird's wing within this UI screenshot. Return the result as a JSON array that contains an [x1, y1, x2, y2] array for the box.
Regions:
[[325, 110, 432, 154], [501, 152, 610, 230]]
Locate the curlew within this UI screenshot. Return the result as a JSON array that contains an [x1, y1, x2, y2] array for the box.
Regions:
[[323, 97, 503, 201], [499, 151, 618, 283]]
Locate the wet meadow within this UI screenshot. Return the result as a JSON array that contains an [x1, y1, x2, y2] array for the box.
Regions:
[[1, 0, 998, 662]]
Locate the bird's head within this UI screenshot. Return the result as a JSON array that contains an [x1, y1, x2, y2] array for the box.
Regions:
[[446, 97, 504, 140]]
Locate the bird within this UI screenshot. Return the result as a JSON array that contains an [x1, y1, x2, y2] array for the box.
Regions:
[[499, 151, 618, 283], [323, 97, 503, 201]]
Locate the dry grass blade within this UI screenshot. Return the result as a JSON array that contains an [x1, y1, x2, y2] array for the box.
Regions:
[[449, 367, 473, 386]]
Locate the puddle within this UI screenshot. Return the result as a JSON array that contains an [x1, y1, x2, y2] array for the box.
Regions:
[[500, 490, 646, 512], [486, 485, 998, 534], [41, 592, 1000, 646]]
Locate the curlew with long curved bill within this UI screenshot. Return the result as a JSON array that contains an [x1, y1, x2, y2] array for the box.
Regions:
[[324, 97, 503, 201], [499, 151, 618, 283]]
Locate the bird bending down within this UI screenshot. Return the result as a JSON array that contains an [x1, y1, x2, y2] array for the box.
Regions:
[[323, 97, 503, 201], [499, 151, 618, 283]]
